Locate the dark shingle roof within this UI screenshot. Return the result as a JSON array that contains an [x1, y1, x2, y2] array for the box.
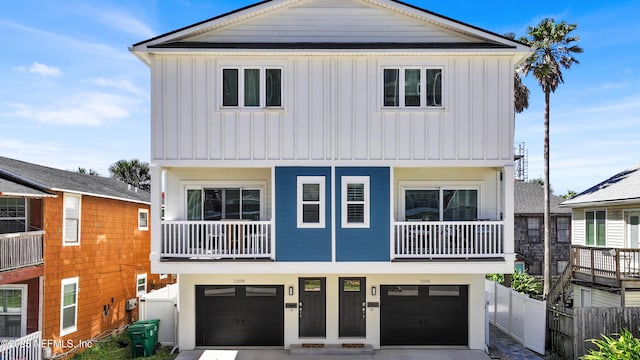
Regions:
[[514, 181, 571, 215], [561, 165, 640, 207], [0, 156, 149, 204], [0, 176, 53, 197]]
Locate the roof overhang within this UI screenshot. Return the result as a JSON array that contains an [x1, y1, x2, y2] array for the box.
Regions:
[[560, 197, 640, 208]]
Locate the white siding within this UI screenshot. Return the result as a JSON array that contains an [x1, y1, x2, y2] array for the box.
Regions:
[[624, 290, 640, 306], [572, 205, 640, 248], [571, 209, 585, 246], [573, 285, 621, 308], [151, 54, 514, 164], [190, 0, 481, 44]]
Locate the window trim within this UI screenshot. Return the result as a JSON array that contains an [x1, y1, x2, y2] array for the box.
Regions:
[[136, 273, 147, 296], [556, 216, 571, 243], [399, 181, 482, 222], [60, 277, 79, 336], [221, 66, 283, 109], [527, 217, 542, 242], [341, 176, 370, 228], [0, 284, 28, 337], [381, 66, 444, 109], [62, 193, 81, 246], [585, 209, 606, 246], [0, 197, 27, 233], [297, 176, 326, 228], [138, 208, 149, 231]]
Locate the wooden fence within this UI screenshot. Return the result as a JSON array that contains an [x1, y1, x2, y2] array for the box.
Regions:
[[547, 306, 640, 359]]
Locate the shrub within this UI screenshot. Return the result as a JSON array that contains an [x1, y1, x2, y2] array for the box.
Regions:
[[582, 329, 640, 360]]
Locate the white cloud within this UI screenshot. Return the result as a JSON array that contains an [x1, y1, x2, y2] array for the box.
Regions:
[[2, 92, 141, 127], [83, 77, 149, 100], [14, 62, 62, 77]]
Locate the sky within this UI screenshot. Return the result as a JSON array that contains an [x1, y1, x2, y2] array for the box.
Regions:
[[1, 0, 639, 195]]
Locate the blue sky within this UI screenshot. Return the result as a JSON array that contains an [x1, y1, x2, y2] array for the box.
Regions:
[[1, 0, 638, 195]]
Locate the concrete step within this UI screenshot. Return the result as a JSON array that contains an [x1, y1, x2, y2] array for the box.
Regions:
[[289, 344, 374, 356]]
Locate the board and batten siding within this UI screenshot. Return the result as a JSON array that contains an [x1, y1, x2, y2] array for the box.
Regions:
[[151, 54, 514, 164], [191, 0, 481, 44]]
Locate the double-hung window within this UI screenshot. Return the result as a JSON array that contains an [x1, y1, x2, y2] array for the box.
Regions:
[[585, 210, 606, 246], [138, 209, 149, 231], [63, 194, 81, 245], [556, 216, 570, 243], [0, 198, 26, 234], [222, 67, 282, 108], [136, 274, 147, 296], [342, 176, 370, 228], [383, 67, 443, 108], [404, 187, 478, 221], [297, 177, 325, 228], [187, 187, 261, 221], [60, 277, 78, 336], [527, 217, 542, 242]]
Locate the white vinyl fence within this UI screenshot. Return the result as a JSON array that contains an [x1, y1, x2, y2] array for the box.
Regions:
[[486, 279, 546, 354], [139, 283, 178, 347]]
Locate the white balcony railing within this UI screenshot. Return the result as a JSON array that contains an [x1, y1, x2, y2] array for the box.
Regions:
[[0, 231, 44, 272], [393, 221, 504, 259], [161, 221, 272, 259], [0, 331, 42, 360]]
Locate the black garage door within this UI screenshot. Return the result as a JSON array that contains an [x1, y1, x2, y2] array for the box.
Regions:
[[380, 285, 468, 346], [196, 285, 284, 346]]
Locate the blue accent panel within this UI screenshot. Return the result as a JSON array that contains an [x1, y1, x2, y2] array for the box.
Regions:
[[275, 167, 332, 261], [336, 167, 390, 261]]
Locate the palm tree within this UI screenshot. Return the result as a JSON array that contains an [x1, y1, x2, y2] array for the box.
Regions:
[[108, 159, 150, 192], [520, 18, 582, 297], [75, 167, 99, 176], [504, 32, 530, 114]]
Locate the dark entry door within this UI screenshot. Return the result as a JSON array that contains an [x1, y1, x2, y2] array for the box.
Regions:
[[195, 285, 284, 346], [299, 278, 326, 337], [380, 285, 468, 346], [339, 277, 366, 337]]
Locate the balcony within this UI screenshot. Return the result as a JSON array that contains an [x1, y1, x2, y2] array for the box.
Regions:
[[0, 331, 42, 360], [570, 245, 640, 287], [393, 221, 504, 259], [0, 231, 44, 272], [161, 221, 272, 260]]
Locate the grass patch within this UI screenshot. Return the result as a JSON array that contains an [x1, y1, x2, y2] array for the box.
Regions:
[[71, 331, 177, 360]]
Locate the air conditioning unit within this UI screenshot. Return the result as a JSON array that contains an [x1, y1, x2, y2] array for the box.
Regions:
[[126, 298, 138, 311]]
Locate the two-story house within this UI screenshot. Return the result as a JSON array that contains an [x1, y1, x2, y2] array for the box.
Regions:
[[514, 181, 572, 276], [561, 164, 640, 308], [131, 0, 530, 351], [0, 156, 174, 358]]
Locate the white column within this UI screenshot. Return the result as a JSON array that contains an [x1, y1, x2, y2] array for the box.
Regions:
[[503, 166, 515, 261], [150, 165, 162, 266]]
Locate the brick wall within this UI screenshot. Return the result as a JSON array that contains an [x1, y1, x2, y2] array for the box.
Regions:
[[41, 192, 174, 355]]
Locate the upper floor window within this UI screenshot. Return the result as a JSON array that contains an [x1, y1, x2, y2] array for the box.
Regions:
[[586, 210, 606, 246], [0, 198, 26, 234], [0, 285, 27, 337], [297, 176, 325, 228], [187, 187, 261, 221], [527, 217, 541, 242], [63, 194, 81, 246], [341, 176, 370, 228], [383, 67, 443, 108], [556, 216, 570, 243], [138, 208, 149, 231], [223, 67, 282, 108], [404, 188, 477, 221]]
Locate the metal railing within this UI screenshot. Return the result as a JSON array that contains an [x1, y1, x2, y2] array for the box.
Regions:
[[0, 331, 42, 360], [0, 231, 44, 272], [393, 221, 504, 259], [571, 245, 640, 286], [161, 221, 272, 259]]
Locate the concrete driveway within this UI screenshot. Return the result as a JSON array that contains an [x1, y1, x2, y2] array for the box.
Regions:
[[176, 349, 492, 360]]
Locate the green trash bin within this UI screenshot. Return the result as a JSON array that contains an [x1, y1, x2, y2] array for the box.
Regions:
[[128, 320, 160, 358]]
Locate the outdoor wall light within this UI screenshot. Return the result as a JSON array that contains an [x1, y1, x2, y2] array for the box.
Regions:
[[288, 286, 294, 296], [371, 286, 377, 296]]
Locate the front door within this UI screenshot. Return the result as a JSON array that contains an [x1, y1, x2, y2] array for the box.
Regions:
[[299, 278, 326, 337], [339, 277, 366, 337]]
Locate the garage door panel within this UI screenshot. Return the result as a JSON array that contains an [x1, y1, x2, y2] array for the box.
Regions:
[[381, 285, 468, 346], [196, 285, 284, 346]]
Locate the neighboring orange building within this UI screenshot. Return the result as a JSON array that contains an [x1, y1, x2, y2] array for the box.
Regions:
[[0, 156, 173, 358]]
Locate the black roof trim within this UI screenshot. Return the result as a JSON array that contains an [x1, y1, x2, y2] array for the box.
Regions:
[[148, 41, 515, 50], [132, 0, 527, 49]]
